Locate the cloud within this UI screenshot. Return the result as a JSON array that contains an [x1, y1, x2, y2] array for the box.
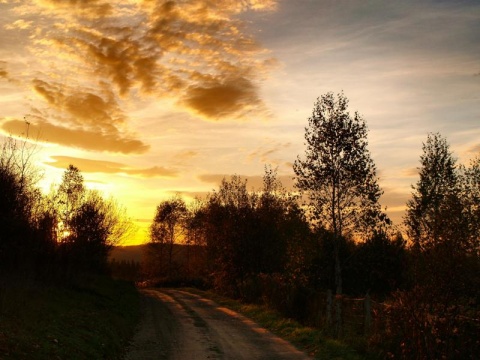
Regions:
[[1, 118, 148, 154], [182, 76, 263, 119], [45, 155, 178, 178], [247, 140, 292, 163], [0, 61, 7, 79], [4, 0, 277, 123], [4, 19, 33, 30], [6, 78, 151, 153], [32, 79, 125, 128]]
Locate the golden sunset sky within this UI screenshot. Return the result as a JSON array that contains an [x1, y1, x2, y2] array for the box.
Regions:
[[1, 0, 479, 245]]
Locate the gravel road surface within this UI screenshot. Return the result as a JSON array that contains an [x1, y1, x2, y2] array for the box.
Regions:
[[124, 289, 311, 360]]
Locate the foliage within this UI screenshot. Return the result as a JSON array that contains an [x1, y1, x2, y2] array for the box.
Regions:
[[395, 133, 480, 359], [57, 168, 133, 277], [293, 92, 389, 338], [0, 134, 54, 276], [201, 169, 309, 296], [404, 133, 461, 250], [293, 92, 387, 240], [346, 231, 407, 297], [183, 288, 364, 360], [293, 92, 388, 304]]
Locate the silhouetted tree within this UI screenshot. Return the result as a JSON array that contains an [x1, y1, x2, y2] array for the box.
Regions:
[[404, 133, 462, 251], [0, 133, 47, 275], [56, 166, 132, 276], [393, 134, 480, 359], [150, 195, 188, 277], [293, 92, 386, 304], [57, 164, 85, 241]]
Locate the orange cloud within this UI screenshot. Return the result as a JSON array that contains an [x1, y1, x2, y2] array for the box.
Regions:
[[45, 155, 178, 178], [182, 76, 262, 119], [33, 0, 113, 18], [1, 118, 148, 154], [32, 79, 125, 128], [6, 0, 277, 122], [0, 61, 7, 79]]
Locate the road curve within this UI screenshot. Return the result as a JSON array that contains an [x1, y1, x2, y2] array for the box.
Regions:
[[124, 288, 311, 360]]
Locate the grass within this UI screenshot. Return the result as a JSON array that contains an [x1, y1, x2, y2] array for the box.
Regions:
[[0, 275, 140, 360], [182, 288, 366, 360]]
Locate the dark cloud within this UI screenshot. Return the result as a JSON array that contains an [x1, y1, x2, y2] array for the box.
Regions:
[[1, 118, 148, 154], [182, 77, 262, 119], [0, 61, 7, 79], [45, 155, 178, 178]]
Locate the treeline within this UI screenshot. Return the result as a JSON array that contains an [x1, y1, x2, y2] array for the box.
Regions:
[[0, 134, 131, 284], [145, 93, 479, 359]]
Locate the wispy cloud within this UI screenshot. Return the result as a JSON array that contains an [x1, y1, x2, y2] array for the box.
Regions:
[[45, 155, 178, 178], [1, 118, 148, 154]]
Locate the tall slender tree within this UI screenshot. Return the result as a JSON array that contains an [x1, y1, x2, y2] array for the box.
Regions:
[[57, 164, 85, 240], [404, 133, 460, 250], [294, 92, 385, 333]]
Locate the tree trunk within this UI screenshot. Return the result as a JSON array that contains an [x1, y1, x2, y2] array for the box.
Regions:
[[334, 243, 343, 337]]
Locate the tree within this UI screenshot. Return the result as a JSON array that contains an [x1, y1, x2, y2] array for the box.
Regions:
[[57, 164, 85, 241], [0, 132, 48, 274], [294, 92, 385, 295], [150, 195, 188, 277], [203, 175, 255, 295], [395, 134, 480, 359], [57, 166, 132, 276], [404, 133, 461, 251]]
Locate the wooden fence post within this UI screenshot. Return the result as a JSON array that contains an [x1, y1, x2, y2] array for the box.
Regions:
[[326, 289, 333, 328], [364, 292, 372, 333]]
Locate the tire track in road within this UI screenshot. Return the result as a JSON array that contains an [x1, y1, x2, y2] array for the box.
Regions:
[[125, 289, 311, 360]]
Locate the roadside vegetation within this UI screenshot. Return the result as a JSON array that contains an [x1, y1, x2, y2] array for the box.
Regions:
[[183, 287, 364, 359], [0, 128, 140, 359]]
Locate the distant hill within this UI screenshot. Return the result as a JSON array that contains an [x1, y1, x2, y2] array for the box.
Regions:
[[109, 245, 147, 263]]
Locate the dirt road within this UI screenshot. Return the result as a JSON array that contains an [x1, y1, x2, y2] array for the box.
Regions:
[[124, 289, 311, 360]]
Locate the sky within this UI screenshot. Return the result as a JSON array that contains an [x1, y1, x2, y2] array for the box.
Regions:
[[1, 0, 479, 245]]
